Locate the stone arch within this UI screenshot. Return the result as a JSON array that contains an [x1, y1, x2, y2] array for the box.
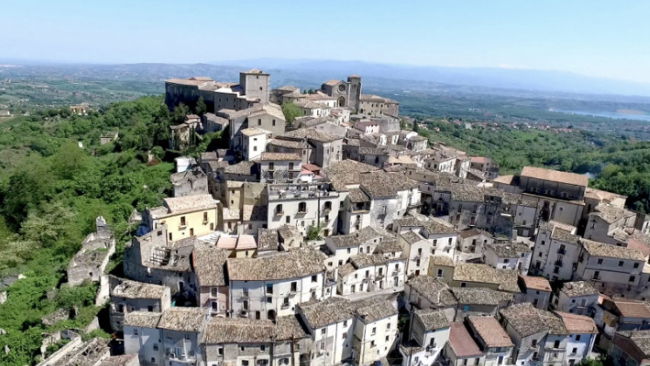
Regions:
[[337, 96, 346, 107]]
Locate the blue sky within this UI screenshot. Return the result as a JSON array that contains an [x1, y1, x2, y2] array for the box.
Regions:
[[2, 0, 649, 83]]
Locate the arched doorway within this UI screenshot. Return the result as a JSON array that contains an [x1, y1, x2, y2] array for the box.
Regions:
[[267, 309, 276, 321], [337, 96, 346, 107]]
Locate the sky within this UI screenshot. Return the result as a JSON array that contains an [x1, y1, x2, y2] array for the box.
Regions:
[[2, 0, 650, 83]]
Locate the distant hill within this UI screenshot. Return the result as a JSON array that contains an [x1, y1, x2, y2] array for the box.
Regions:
[[211, 58, 650, 99], [4, 59, 650, 101]]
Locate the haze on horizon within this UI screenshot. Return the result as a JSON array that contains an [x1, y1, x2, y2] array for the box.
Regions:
[[2, 0, 649, 84]]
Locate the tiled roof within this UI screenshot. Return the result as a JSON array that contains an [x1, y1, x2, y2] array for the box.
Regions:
[[406, 276, 457, 308], [451, 287, 514, 306], [555, 311, 598, 334], [124, 311, 162, 329], [227, 248, 325, 281], [486, 241, 531, 258], [110, 276, 168, 300], [414, 309, 451, 331], [260, 152, 301, 161], [360, 171, 418, 198], [453, 263, 520, 292], [400, 231, 426, 245], [561, 281, 599, 297], [324, 159, 378, 191], [615, 331, 650, 357], [327, 226, 386, 248], [521, 166, 588, 187], [160, 194, 218, 215], [468, 316, 513, 348], [241, 127, 269, 136], [192, 245, 228, 287], [355, 298, 397, 323], [591, 203, 635, 224], [223, 161, 256, 175], [203, 317, 275, 344], [500, 303, 567, 337], [519, 275, 552, 292], [609, 299, 650, 319], [299, 297, 354, 329], [157, 307, 205, 332], [581, 238, 646, 261], [449, 322, 483, 358]]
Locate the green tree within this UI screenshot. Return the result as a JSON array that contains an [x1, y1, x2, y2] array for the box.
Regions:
[[281, 102, 304, 126], [195, 97, 207, 116], [306, 225, 322, 241]]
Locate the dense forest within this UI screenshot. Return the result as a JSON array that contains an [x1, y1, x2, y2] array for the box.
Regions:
[[418, 119, 650, 213]]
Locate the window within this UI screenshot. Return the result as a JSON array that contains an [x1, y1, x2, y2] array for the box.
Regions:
[[321, 328, 326, 335], [575, 334, 581, 341], [218, 348, 223, 355], [266, 284, 273, 294], [272, 119, 276, 126], [437, 269, 443, 278], [312, 275, 317, 282], [291, 282, 297, 292], [298, 202, 307, 213], [619, 261, 624, 267], [531, 339, 537, 347], [289, 162, 294, 170], [630, 275, 636, 282], [554, 340, 560, 348], [635, 262, 640, 268], [180, 216, 186, 226], [258, 118, 262, 125], [597, 258, 603, 264]]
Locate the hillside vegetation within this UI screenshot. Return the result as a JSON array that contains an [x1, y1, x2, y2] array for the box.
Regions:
[[0, 96, 185, 365]]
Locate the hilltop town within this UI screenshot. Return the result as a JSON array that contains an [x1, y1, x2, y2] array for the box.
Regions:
[[40, 69, 650, 366]]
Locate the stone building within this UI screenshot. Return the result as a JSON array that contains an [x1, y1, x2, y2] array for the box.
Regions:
[[123, 226, 197, 297], [191, 244, 229, 317], [266, 182, 340, 237], [108, 276, 171, 331], [124, 307, 205, 366], [551, 281, 599, 316], [143, 194, 219, 242], [320, 75, 362, 112], [67, 216, 115, 286], [164, 70, 269, 112], [258, 152, 302, 183], [227, 248, 328, 320], [399, 309, 451, 366], [170, 166, 208, 197]]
